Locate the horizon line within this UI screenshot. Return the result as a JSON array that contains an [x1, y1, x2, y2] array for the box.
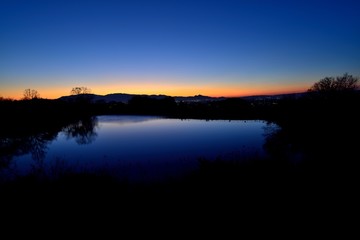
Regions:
[[1, 90, 307, 101]]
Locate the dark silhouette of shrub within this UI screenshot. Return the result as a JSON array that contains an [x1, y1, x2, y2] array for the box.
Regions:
[[23, 89, 40, 100], [70, 86, 91, 95], [308, 73, 358, 93]]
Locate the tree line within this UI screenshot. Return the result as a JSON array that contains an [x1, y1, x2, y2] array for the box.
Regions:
[[17, 86, 91, 100], [1, 74, 359, 122]]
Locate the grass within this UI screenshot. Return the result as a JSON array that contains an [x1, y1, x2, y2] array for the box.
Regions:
[[0, 152, 342, 200], [0, 152, 355, 233]]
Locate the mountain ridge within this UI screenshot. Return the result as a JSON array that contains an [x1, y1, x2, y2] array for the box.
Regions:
[[58, 93, 226, 103], [58, 92, 306, 103]]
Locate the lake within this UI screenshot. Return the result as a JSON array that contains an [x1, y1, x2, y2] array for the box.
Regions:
[[0, 115, 278, 182]]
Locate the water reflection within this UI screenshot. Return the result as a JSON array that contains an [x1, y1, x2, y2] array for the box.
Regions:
[[0, 116, 98, 174], [0, 116, 284, 182], [63, 117, 98, 145], [1, 133, 51, 169], [99, 115, 161, 125]]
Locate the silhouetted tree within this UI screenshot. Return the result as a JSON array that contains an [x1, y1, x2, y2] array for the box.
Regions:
[[308, 73, 358, 93], [23, 89, 40, 100], [69, 86, 94, 107], [70, 87, 91, 95]]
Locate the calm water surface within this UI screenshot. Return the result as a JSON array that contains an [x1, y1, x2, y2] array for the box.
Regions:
[[3, 115, 277, 182]]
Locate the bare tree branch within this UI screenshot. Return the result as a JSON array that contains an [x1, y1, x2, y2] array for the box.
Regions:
[[23, 89, 40, 100]]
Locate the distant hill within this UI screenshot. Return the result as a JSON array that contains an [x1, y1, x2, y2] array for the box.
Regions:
[[58, 92, 306, 103], [59, 93, 163, 103], [58, 93, 225, 103], [174, 94, 226, 102], [241, 92, 306, 101]]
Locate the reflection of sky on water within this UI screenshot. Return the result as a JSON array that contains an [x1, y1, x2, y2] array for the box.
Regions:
[[98, 115, 162, 126], [8, 116, 271, 182]]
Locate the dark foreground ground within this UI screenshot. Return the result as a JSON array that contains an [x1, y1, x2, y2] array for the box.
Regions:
[[0, 92, 359, 232], [0, 134, 356, 234], [1, 152, 356, 221]]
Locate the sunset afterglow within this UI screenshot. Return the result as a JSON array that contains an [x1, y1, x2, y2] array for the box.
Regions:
[[1, 0, 359, 99]]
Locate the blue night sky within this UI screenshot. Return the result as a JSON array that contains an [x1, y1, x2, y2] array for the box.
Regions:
[[1, 0, 359, 99]]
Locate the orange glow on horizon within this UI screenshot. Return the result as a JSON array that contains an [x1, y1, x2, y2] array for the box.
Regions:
[[87, 79, 310, 98], [1, 77, 311, 100], [1, 83, 308, 100]]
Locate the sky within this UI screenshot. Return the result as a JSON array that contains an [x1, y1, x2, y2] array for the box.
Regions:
[[1, 0, 360, 99]]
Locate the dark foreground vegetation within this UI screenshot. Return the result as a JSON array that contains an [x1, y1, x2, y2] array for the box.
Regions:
[[0, 74, 359, 222]]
